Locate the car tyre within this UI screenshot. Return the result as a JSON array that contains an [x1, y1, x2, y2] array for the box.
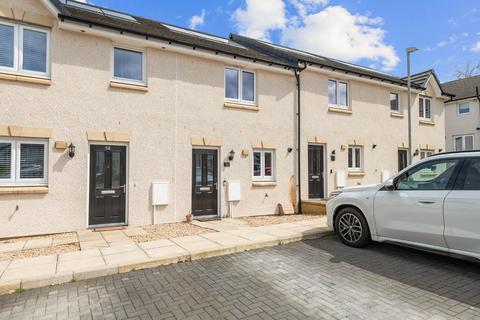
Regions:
[[334, 207, 370, 248]]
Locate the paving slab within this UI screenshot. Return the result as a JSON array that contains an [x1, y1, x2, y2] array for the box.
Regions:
[[57, 256, 106, 273], [200, 232, 254, 248], [0, 242, 25, 253], [139, 239, 177, 250], [80, 240, 109, 251], [58, 249, 101, 262], [8, 255, 57, 269], [253, 225, 303, 241], [0, 261, 10, 276], [170, 235, 224, 254], [1, 263, 56, 282], [100, 244, 140, 256], [23, 238, 53, 250], [52, 234, 78, 246], [122, 227, 148, 237], [103, 250, 150, 267], [225, 228, 279, 243], [144, 245, 189, 260]]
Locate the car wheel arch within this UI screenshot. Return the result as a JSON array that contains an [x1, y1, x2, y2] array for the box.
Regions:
[[333, 204, 372, 235]]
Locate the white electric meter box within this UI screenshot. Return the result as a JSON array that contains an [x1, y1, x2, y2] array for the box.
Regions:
[[335, 170, 346, 188], [227, 181, 241, 202], [152, 181, 169, 206], [381, 170, 390, 183]]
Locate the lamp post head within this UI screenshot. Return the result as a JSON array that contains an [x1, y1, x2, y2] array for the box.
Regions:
[[406, 47, 419, 54]]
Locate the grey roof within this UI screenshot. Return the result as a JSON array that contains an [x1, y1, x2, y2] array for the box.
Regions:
[[230, 34, 425, 90], [441, 75, 480, 102], [401, 69, 454, 97], [49, 0, 295, 68]]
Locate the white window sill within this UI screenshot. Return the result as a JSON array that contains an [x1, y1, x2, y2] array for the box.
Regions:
[[0, 71, 51, 86], [0, 186, 48, 195], [390, 112, 404, 118], [110, 81, 148, 92], [252, 181, 277, 187], [347, 171, 365, 177], [328, 106, 352, 114], [419, 119, 435, 126], [224, 101, 259, 111]]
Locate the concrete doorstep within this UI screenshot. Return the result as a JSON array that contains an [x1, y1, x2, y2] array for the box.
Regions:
[[0, 217, 331, 295]]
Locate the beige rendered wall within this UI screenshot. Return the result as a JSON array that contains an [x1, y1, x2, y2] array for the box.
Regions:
[[0, 0, 296, 237], [445, 99, 480, 151], [300, 69, 446, 199]]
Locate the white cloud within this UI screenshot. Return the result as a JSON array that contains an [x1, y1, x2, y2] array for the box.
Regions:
[[189, 9, 206, 30], [289, 0, 329, 18], [232, 0, 286, 40], [471, 41, 480, 52], [437, 35, 457, 47], [282, 6, 399, 71]]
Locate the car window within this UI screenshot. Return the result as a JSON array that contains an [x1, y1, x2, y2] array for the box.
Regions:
[[462, 159, 480, 190], [396, 159, 459, 190]]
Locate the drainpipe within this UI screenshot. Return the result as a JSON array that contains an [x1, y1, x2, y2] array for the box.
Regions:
[[476, 86, 480, 134], [294, 63, 307, 214]]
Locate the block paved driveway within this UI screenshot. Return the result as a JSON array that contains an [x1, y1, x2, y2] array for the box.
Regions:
[[1, 236, 480, 320]]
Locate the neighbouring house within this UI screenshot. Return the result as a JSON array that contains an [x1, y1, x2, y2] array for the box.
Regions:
[[0, 0, 452, 238], [442, 75, 480, 151]]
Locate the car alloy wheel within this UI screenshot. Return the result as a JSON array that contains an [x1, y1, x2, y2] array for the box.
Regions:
[[338, 213, 362, 243], [334, 207, 370, 247]]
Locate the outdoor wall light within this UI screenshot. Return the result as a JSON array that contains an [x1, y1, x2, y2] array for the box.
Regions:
[[228, 150, 235, 161], [68, 143, 76, 158], [414, 149, 419, 157]]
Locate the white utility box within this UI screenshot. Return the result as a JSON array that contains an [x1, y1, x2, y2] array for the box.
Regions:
[[227, 180, 241, 202], [381, 170, 390, 182], [335, 170, 346, 188], [152, 181, 169, 205]]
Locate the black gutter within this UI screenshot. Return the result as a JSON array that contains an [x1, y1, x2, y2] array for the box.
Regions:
[[295, 63, 307, 213], [57, 15, 296, 70]]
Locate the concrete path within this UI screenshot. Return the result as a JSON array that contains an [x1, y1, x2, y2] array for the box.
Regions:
[[0, 217, 330, 295]]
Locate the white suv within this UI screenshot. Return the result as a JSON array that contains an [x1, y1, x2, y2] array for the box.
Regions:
[[326, 151, 480, 260]]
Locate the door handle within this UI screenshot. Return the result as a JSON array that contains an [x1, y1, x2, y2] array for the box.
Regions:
[[418, 200, 435, 205], [119, 185, 126, 193]]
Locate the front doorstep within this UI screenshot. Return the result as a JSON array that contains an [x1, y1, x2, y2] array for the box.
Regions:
[[0, 218, 330, 295]]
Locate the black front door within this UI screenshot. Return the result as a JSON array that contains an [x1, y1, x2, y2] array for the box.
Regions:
[[192, 149, 218, 217], [308, 145, 325, 199], [398, 149, 408, 171], [89, 145, 127, 226]]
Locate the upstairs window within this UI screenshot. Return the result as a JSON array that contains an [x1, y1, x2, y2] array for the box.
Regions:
[[0, 139, 48, 186], [252, 149, 275, 181], [419, 97, 432, 120], [225, 67, 256, 104], [113, 47, 145, 84], [390, 93, 399, 112], [454, 135, 474, 151], [348, 146, 362, 172], [420, 150, 434, 159], [458, 102, 470, 115], [328, 80, 348, 108], [0, 21, 50, 77]]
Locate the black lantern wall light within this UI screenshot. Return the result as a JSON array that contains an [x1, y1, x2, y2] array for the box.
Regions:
[[68, 143, 76, 158]]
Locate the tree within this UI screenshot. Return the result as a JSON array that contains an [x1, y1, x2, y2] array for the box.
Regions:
[[454, 62, 480, 79]]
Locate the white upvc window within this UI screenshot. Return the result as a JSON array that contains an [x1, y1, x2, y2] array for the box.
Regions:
[[420, 150, 434, 159], [454, 135, 474, 151], [390, 92, 400, 112], [348, 146, 362, 171], [458, 102, 470, 115], [0, 139, 48, 186], [419, 96, 432, 120], [225, 67, 256, 104], [252, 149, 275, 181], [328, 79, 349, 108], [112, 46, 146, 85], [0, 20, 50, 77]]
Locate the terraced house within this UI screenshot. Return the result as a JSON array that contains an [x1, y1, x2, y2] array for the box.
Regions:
[[0, 0, 452, 238]]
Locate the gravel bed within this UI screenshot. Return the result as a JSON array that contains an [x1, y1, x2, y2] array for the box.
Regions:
[[130, 222, 215, 243], [0, 243, 80, 261], [237, 214, 320, 227]]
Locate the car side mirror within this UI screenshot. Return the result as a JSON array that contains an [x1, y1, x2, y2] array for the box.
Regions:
[[384, 179, 395, 191]]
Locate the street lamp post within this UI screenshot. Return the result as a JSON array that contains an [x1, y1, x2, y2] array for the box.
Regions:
[[406, 47, 419, 165]]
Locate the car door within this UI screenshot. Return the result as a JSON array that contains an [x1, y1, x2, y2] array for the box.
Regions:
[[374, 157, 462, 248], [444, 158, 480, 255]]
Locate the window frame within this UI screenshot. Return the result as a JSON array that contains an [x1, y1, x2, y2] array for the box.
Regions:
[[252, 149, 275, 182], [224, 66, 256, 105], [453, 134, 475, 151], [0, 138, 48, 186], [328, 79, 349, 109], [420, 150, 434, 159], [457, 102, 471, 116], [347, 146, 362, 172], [111, 45, 147, 85], [419, 96, 432, 120], [390, 92, 400, 112], [0, 19, 50, 78]]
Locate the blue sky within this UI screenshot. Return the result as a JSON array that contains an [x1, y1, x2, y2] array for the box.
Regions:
[[86, 0, 480, 82]]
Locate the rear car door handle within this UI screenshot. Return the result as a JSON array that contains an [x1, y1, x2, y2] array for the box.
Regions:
[[418, 201, 435, 205]]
